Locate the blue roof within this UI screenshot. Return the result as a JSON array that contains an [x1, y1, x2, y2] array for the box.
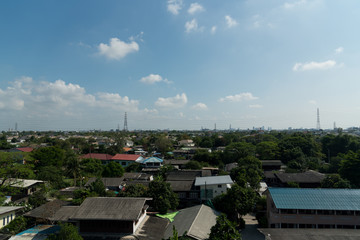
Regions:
[[143, 157, 163, 163], [269, 188, 360, 211]]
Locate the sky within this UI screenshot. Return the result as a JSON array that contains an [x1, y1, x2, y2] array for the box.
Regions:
[[1, 0, 360, 131]]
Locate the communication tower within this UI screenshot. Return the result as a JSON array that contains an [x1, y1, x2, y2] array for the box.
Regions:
[[316, 108, 321, 130], [123, 112, 128, 131]]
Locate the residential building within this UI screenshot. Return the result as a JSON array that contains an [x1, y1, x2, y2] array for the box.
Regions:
[[80, 153, 113, 164], [265, 170, 325, 188], [266, 188, 360, 229], [194, 175, 233, 201], [111, 154, 144, 167], [0, 206, 23, 229], [136, 157, 163, 168]]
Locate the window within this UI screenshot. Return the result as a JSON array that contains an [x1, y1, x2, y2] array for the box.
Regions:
[[121, 162, 126, 166], [218, 185, 222, 188], [3, 217, 5, 225]]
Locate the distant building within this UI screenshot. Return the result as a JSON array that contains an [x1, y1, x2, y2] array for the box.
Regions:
[[80, 153, 113, 164], [111, 154, 144, 167], [266, 188, 360, 229], [136, 157, 163, 168]]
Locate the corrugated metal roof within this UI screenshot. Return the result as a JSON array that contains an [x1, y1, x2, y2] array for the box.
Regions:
[[269, 188, 360, 211], [142, 157, 163, 163], [71, 197, 150, 221], [112, 154, 142, 161], [194, 175, 233, 186], [0, 206, 23, 215]]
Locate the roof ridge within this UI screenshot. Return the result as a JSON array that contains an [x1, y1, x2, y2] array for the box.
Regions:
[[187, 204, 204, 237]]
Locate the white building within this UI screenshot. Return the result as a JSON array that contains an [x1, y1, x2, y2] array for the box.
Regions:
[[0, 206, 23, 229], [194, 175, 233, 201]]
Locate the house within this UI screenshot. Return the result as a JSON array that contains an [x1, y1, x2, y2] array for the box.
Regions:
[[71, 197, 151, 235], [268, 170, 325, 188], [136, 157, 163, 168], [163, 159, 190, 169], [24, 200, 71, 223], [194, 175, 233, 201], [111, 154, 144, 167], [85, 173, 153, 191], [266, 188, 360, 229], [80, 153, 113, 164], [0, 206, 24, 229], [0, 179, 44, 202], [261, 160, 282, 171], [178, 139, 195, 147], [163, 204, 220, 240]]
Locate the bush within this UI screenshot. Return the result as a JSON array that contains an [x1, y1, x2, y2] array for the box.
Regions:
[[0, 216, 28, 235]]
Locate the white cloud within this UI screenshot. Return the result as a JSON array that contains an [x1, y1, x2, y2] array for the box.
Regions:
[[167, 0, 183, 15], [144, 108, 159, 114], [225, 15, 238, 28], [155, 93, 188, 108], [293, 60, 337, 71], [185, 19, 200, 33], [211, 26, 217, 34], [192, 102, 208, 110], [188, 3, 204, 15], [219, 92, 258, 102], [249, 104, 263, 108], [96, 93, 139, 111], [308, 100, 317, 105], [283, 0, 307, 9], [140, 74, 171, 84], [335, 47, 344, 54], [98, 38, 139, 60]]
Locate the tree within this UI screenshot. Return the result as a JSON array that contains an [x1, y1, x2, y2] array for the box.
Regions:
[[81, 158, 103, 177], [147, 179, 179, 214], [184, 160, 202, 170], [339, 151, 360, 187], [321, 174, 350, 188], [64, 151, 81, 186], [208, 214, 241, 240], [0, 216, 28, 235], [102, 161, 124, 177], [154, 136, 173, 154], [213, 184, 256, 222], [224, 142, 256, 164], [47, 223, 83, 240], [37, 165, 67, 189], [72, 189, 97, 205], [230, 156, 262, 189], [88, 178, 106, 196], [256, 141, 279, 160], [118, 183, 148, 197], [31, 146, 65, 170]]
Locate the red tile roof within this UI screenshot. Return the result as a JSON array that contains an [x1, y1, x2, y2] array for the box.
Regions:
[[16, 147, 34, 152], [80, 153, 114, 161], [111, 154, 141, 161]]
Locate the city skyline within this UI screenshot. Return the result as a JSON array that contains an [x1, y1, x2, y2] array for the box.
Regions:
[[1, 0, 360, 131]]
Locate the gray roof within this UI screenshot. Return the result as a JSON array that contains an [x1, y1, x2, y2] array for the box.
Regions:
[[195, 175, 233, 186], [1, 178, 43, 188], [167, 170, 202, 181], [261, 160, 282, 166], [259, 229, 360, 240], [24, 200, 70, 220], [268, 188, 360, 211], [164, 160, 190, 165], [0, 206, 24, 215], [71, 197, 150, 221], [50, 206, 79, 222], [275, 170, 325, 184], [163, 205, 220, 240], [85, 177, 124, 187], [167, 180, 194, 192], [136, 216, 169, 240]]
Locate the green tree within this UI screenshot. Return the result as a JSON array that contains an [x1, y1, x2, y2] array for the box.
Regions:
[[72, 189, 97, 205], [321, 174, 350, 188], [147, 179, 178, 214], [47, 223, 83, 240], [81, 158, 103, 177], [185, 160, 202, 170], [208, 214, 241, 240], [154, 136, 173, 154], [230, 156, 262, 189], [37, 165, 67, 189], [339, 151, 360, 187], [0, 216, 28, 235], [224, 142, 256, 164], [64, 151, 81, 186], [256, 141, 279, 160], [213, 184, 256, 222], [118, 183, 148, 197], [88, 178, 106, 196], [31, 146, 65, 169], [102, 161, 124, 177]]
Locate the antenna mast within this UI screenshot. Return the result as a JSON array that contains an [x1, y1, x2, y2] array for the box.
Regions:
[[316, 108, 321, 130], [123, 112, 128, 131]]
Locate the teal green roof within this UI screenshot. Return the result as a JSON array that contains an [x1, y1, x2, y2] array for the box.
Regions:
[[269, 188, 360, 211]]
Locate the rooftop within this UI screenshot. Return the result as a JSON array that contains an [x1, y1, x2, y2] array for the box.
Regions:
[[80, 153, 113, 161], [275, 170, 325, 183], [268, 188, 360, 211], [0, 206, 24, 215], [112, 154, 142, 161], [71, 197, 151, 221], [195, 175, 233, 186]]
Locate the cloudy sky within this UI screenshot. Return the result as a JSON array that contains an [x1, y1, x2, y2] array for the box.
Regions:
[[1, 0, 360, 131]]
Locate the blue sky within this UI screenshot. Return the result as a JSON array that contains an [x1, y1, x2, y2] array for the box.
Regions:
[[1, 0, 360, 131]]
